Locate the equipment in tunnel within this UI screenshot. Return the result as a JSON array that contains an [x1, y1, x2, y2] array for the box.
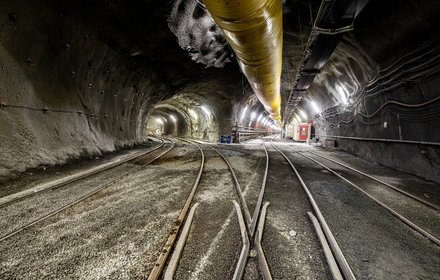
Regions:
[[203, 0, 283, 121], [285, 122, 312, 142]]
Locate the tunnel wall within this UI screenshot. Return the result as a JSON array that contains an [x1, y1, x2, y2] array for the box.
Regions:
[[308, 0, 440, 184], [0, 1, 166, 180], [315, 76, 440, 183]]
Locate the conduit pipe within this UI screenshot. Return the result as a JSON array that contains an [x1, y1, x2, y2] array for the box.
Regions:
[[203, 0, 283, 121]]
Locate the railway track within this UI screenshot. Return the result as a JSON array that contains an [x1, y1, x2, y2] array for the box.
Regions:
[[207, 142, 272, 279], [0, 138, 175, 243], [270, 139, 440, 278], [305, 150, 440, 211], [147, 139, 205, 280], [147, 139, 272, 280], [270, 142, 353, 280], [4, 137, 436, 278], [156, 139, 348, 279], [0, 137, 166, 209], [296, 150, 440, 247]]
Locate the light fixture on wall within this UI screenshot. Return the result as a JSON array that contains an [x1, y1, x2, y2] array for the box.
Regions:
[[188, 108, 198, 121], [299, 109, 307, 120], [250, 111, 257, 120], [200, 105, 211, 118], [257, 112, 264, 123], [240, 105, 248, 123], [337, 84, 348, 105], [310, 100, 320, 114]]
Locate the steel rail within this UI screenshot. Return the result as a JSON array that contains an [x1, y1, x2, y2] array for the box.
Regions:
[[246, 143, 273, 279], [254, 202, 272, 280], [0, 138, 165, 209], [250, 144, 270, 236], [206, 145, 252, 233], [271, 143, 356, 280], [307, 212, 343, 280], [307, 151, 440, 211], [232, 200, 250, 280], [0, 140, 175, 243], [194, 139, 272, 279], [147, 139, 205, 280], [298, 152, 440, 247], [164, 202, 200, 280]]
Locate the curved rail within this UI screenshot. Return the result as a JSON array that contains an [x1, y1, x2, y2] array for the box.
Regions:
[[191, 139, 273, 279], [0, 139, 175, 243], [232, 200, 251, 280], [271, 143, 355, 280], [307, 212, 343, 280], [254, 202, 272, 280], [306, 151, 440, 211], [250, 144, 269, 236], [207, 145, 253, 233], [208, 142, 272, 279], [147, 139, 205, 280], [298, 152, 440, 247], [0, 138, 165, 208]]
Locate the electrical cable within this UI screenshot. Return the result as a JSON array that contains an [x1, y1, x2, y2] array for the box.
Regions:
[[0, 102, 138, 123], [323, 95, 440, 127]]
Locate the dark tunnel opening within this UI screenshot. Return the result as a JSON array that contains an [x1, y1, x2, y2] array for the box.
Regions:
[[146, 107, 189, 137]]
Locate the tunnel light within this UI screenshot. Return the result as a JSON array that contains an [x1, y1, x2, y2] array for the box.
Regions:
[[156, 118, 163, 125], [169, 115, 177, 123], [310, 100, 320, 114], [240, 105, 248, 123], [250, 111, 257, 120], [188, 108, 198, 121], [292, 118, 298, 125], [201, 105, 211, 118], [299, 109, 307, 120], [295, 113, 302, 123], [337, 84, 348, 105], [257, 113, 264, 123]]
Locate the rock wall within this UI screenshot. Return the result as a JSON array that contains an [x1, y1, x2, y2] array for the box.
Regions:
[[0, 1, 163, 180], [310, 0, 440, 183], [315, 77, 440, 183]]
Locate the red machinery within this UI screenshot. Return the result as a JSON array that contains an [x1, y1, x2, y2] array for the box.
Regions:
[[298, 123, 309, 141]]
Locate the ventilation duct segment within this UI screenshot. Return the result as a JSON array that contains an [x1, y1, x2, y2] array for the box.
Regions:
[[203, 0, 283, 121]]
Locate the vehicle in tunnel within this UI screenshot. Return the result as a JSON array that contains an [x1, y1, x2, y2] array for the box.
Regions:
[[0, 0, 439, 279]]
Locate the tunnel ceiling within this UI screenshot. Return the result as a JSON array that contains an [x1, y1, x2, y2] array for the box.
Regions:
[[71, 0, 439, 121], [15, 0, 435, 120]]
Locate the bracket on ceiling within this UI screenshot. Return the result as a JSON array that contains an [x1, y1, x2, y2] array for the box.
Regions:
[[283, 0, 369, 123]]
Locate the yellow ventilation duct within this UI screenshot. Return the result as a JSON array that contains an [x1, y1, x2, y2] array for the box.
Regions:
[[203, 0, 283, 121]]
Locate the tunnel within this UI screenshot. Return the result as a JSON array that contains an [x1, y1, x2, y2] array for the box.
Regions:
[[0, 0, 439, 279]]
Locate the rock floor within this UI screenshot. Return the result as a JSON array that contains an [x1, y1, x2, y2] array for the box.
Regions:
[[0, 137, 439, 279]]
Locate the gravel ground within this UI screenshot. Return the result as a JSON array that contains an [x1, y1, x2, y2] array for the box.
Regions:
[[262, 144, 331, 280], [0, 141, 158, 198], [1, 138, 439, 279], [276, 141, 440, 279], [216, 144, 266, 222], [174, 148, 242, 280], [310, 149, 440, 204], [0, 142, 202, 279], [212, 144, 266, 280], [303, 152, 440, 238]]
